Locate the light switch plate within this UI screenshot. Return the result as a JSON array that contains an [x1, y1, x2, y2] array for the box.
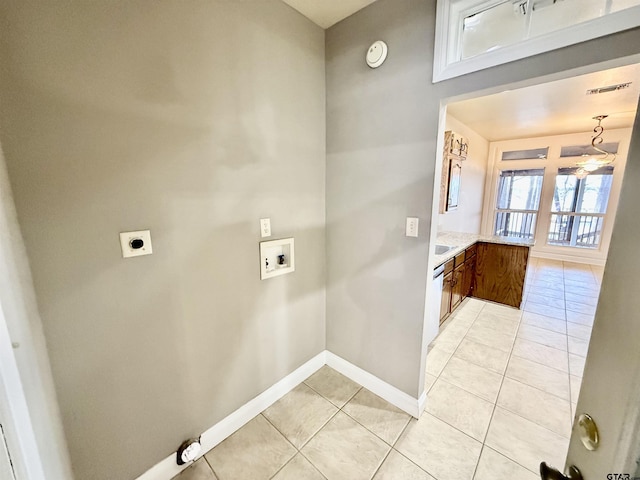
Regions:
[[120, 230, 153, 258], [260, 218, 271, 238], [406, 217, 419, 237]]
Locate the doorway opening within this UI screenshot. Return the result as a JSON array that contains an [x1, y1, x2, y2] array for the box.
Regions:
[[423, 60, 640, 475]]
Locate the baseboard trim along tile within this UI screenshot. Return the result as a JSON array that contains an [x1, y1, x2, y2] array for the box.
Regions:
[[136, 350, 422, 479], [135, 350, 327, 480], [325, 351, 423, 418], [529, 251, 606, 266], [417, 389, 427, 415]]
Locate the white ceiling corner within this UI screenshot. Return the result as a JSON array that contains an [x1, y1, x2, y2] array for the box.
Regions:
[[280, 0, 378, 29]]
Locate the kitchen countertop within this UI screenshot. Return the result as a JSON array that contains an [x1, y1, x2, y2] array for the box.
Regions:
[[434, 231, 535, 268]]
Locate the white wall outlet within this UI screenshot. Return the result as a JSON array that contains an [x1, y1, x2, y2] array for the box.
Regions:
[[260, 218, 271, 238], [119, 230, 153, 258], [406, 217, 419, 237]]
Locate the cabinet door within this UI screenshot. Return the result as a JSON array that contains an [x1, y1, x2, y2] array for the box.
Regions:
[[474, 242, 529, 308], [463, 255, 476, 298], [440, 271, 453, 324], [451, 265, 465, 311]]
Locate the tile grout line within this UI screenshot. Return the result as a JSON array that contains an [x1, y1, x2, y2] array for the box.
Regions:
[[494, 376, 574, 439], [472, 305, 524, 480], [418, 409, 486, 461], [563, 262, 580, 418], [515, 261, 573, 471], [296, 450, 330, 480], [261, 374, 364, 479], [423, 304, 508, 452], [366, 448, 393, 480], [388, 448, 435, 479], [522, 310, 594, 335], [426, 373, 575, 446], [202, 455, 218, 480], [367, 413, 420, 480], [438, 344, 508, 378], [265, 375, 412, 480], [429, 303, 486, 380], [431, 301, 523, 480], [489, 261, 574, 473], [431, 264, 586, 479], [328, 384, 413, 480], [562, 262, 580, 449], [471, 442, 543, 479], [502, 362, 574, 403], [510, 347, 572, 374], [339, 403, 409, 449], [564, 262, 578, 412], [258, 411, 300, 450], [295, 379, 420, 478]]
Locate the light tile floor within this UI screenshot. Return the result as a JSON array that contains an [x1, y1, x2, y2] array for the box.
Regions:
[[173, 259, 599, 480]]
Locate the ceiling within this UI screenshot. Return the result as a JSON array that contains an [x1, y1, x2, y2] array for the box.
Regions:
[[280, 0, 378, 29], [447, 63, 640, 141]]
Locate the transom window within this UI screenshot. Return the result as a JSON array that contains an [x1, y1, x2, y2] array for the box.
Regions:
[[461, 0, 640, 61], [434, 0, 640, 81]]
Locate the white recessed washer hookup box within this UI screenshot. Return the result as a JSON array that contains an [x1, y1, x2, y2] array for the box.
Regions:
[[260, 237, 294, 280]]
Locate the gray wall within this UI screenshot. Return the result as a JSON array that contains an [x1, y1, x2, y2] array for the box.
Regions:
[[0, 2, 326, 479], [2, 0, 640, 477], [326, 0, 434, 397], [325, 0, 640, 398]]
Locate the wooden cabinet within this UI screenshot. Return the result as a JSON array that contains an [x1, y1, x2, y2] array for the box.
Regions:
[[462, 251, 476, 297], [474, 242, 529, 308], [438, 247, 473, 324], [451, 263, 465, 311], [439, 259, 455, 325], [437, 241, 528, 323], [439, 131, 468, 214], [440, 270, 453, 324]]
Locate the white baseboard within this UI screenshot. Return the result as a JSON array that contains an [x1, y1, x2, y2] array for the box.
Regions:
[[136, 350, 422, 480], [417, 390, 427, 415], [531, 250, 606, 266], [325, 351, 422, 418], [136, 351, 327, 480]]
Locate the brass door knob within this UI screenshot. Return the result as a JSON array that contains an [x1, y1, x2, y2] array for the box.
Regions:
[[577, 413, 600, 451]]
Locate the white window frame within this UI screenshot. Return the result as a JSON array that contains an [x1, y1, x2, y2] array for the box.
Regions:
[[433, 0, 640, 83], [547, 168, 613, 249], [481, 129, 631, 264], [493, 168, 546, 240]]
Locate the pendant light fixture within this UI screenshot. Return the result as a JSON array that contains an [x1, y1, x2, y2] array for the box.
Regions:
[[575, 115, 616, 178]]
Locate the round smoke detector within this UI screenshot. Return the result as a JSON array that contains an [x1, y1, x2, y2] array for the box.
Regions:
[[366, 40, 388, 68]]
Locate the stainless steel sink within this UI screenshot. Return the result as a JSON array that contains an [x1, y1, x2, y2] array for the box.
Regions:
[[435, 244, 456, 255]]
